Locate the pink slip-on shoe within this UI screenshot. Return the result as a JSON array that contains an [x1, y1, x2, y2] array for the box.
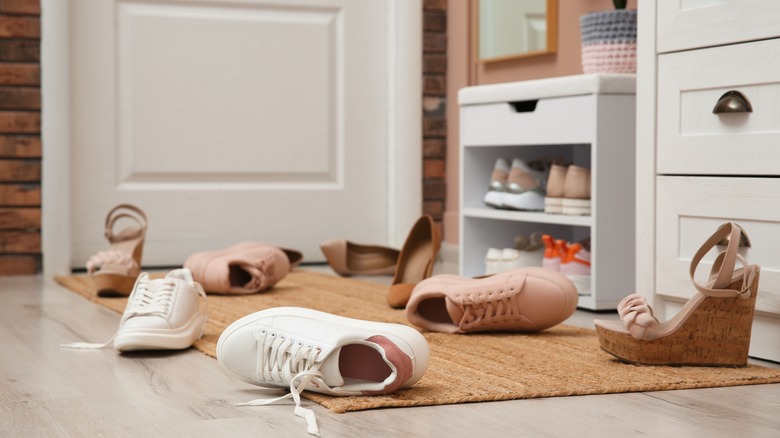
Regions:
[[405, 267, 578, 334], [184, 242, 301, 294]]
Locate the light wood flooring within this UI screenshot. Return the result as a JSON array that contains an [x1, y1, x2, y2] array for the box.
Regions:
[[2, 269, 780, 437]]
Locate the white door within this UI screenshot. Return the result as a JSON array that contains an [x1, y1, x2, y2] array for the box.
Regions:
[[49, 0, 420, 270]]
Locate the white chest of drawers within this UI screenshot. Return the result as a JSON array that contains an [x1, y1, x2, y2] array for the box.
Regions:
[[636, 0, 780, 362]]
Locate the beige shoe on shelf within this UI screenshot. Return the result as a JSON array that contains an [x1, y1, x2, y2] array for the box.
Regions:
[[544, 163, 568, 214], [561, 165, 591, 215], [86, 204, 147, 297], [320, 239, 399, 276], [594, 222, 760, 366]]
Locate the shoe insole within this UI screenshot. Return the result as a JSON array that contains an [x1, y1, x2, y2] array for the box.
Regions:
[[339, 344, 391, 383], [399, 242, 433, 284]]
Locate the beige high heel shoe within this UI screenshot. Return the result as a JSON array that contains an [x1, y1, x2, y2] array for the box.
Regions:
[[86, 204, 147, 297], [320, 239, 399, 276], [387, 214, 440, 309], [595, 222, 760, 366]]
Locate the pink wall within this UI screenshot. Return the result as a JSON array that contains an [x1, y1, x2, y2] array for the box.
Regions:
[[443, 0, 637, 244]]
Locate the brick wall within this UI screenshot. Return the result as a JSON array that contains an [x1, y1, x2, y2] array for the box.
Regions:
[[0, 0, 41, 275], [422, 0, 447, 237]]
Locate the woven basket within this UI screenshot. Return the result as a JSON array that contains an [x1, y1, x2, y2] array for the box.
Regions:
[[580, 9, 637, 74]]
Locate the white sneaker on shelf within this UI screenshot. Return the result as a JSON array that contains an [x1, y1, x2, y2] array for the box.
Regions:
[[61, 268, 208, 352], [217, 307, 430, 436], [560, 242, 592, 295], [501, 158, 548, 211], [484, 247, 503, 274], [483, 157, 510, 208]]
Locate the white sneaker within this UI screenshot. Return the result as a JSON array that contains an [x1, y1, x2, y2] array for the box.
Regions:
[[217, 307, 430, 436], [484, 247, 503, 274], [501, 158, 548, 211], [61, 268, 208, 352], [483, 157, 510, 208]]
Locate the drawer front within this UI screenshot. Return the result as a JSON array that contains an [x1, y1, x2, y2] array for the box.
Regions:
[[656, 176, 780, 317], [657, 39, 780, 176], [460, 94, 596, 146], [657, 0, 780, 53]]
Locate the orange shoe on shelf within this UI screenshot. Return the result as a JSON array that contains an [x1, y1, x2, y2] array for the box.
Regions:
[[541, 234, 559, 271], [86, 204, 147, 297], [594, 222, 760, 366], [387, 214, 440, 309], [560, 240, 591, 295]]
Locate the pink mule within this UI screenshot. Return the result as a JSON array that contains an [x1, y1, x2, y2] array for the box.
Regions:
[[184, 242, 302, 294]]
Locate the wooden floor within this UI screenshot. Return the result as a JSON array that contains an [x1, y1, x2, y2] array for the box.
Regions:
[[2, 270, 780, 437]]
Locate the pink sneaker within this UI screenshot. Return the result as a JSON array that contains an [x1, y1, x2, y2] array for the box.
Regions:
[[184, 242, 301, 294], [405, 267, 578, 333]]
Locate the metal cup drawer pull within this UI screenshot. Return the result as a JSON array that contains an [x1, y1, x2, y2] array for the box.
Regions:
[[712, 90, 753, 113], [717, 223, 752, 248]]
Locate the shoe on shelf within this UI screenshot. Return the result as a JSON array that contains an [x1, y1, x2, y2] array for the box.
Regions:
[[513, 231, 544, 267], [320, 239, 399, 276], [544, 163, 568, 214], [217, 307, 430, 436], [562, 165, 591, 216], [86, 203, 148, 297], [483, 157, 510, 208], [541, 235, 570, 272], [541, 234, 559, 271], [185, 242, 301, 294], [484, 247, 503, 275], [560, 240, 591, 295], [501, 158, 549, 211], [594, 222, 760, 366], [61, 268, 208, 352], [387, 214, 441, 309], [406, 267, 579, 334]]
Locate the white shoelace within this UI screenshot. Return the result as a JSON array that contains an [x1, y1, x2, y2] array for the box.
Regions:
[[60, 275, 207, 349], [237, 330, 324, 436]]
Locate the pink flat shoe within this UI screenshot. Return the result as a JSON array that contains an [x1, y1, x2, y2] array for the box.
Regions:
[[184, 242, 302, 294], [405, 267, 578, 333]]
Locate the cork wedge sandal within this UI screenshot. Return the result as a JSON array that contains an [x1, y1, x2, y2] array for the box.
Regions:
[[86, 204, 148, 297], [594, 222, 760, 367]]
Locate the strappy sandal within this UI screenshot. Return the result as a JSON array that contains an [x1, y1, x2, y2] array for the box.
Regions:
[[594, 222, 760, 366], [86, 204, 147, 297]]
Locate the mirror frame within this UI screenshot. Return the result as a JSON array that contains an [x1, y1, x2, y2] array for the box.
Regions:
[[475, 0, 558, 63]]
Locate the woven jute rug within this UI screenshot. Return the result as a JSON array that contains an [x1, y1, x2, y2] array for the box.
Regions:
[[55, 270, 780, 413]]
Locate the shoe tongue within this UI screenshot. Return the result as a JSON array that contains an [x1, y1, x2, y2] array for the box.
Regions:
[[317, 348, 345, 387], [444, 296, 464, 323]]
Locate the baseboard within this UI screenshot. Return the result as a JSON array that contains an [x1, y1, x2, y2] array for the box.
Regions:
[[434, 242, 459, 275]]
